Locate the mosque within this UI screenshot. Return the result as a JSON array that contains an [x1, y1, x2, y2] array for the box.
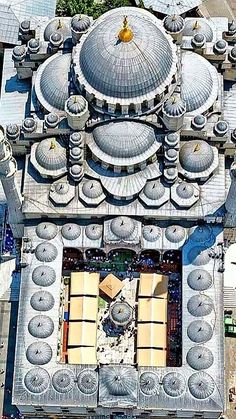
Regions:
[[0, 1, 236, 418]]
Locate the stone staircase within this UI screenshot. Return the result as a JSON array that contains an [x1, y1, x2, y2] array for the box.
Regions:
[[224, 83, 236, 130]]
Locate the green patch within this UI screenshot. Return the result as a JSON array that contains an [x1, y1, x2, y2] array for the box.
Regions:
[[98, 296, 106, 308]]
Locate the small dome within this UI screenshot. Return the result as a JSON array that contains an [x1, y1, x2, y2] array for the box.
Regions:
[[61, 223, 81, 240], [143, 225, 161, 242], [50, 32, 63, 45], [66, 95, 87, 114], [28, 315, 54, 338], [163, 96, 186, 117], [71, 14, 90, 32], [104, 366, 136, 396], [164, 15, 184, 33], [13, 45, 26, 58], [32, 265, 56, 287], [187, 346, 214, 370], [188, 372, 215, 399], [214, 120, 228, 136], [179, 140, 214, 174], [23, 117, 36, 133], [229, 47, 236, 61], [52, 369, 75, 393], [70, 147, 83, 159], [188, 225, 212, 243], [26, 342, 52, 365], [35, 242, 58, 262], [55, 182, 69, 194], [144, 181, 165, 200], [176, 183, 194, 199], [110, 216, 135, 239], [192, 33, 205, 44], [77, 369, 98, 394], [35, 138, 67, 171], [44, 17, 71, 41], [36, 222, 58, 240], [166, 148, 178, 160], [110, 302, 133, 326], [192, 115, 206, 130], [187, 269, 212, 291], [188, 246, 211, 266], [21, 20, 30, 30], [187, 320, 213, 343], [28, 38, 40, 52], [165, 132, 179, 147], [187, 294, 213, 317], [82, 180, 103, 199], [214, 39, 227, 53], [70, 132, 83, 146], [46, 113, 60, 127], [30, 291, 55, 312], [165, 225, 186, 243], [6, 124, 19, 138], [85, 224, 103, 240], [140, 372, 160, 396], [228, 20, 236, 35], [24, 368, 50, 394], [70, 164, 83, 177], [162, 372, 186, 397], [182, 19, 213, 42], [231, 128, 236, 142], [165, 167, 177, 178]]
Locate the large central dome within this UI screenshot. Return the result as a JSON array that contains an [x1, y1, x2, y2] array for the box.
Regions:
[[73, 7, 177, 112]]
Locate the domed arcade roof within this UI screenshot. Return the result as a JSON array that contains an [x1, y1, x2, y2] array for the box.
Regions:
[[179, 140, 215, 175], [188, 372, 215, 399], [187, 346, 214, 370], [140, 372, 160, 396], [26, 342, 52, 365], [44, 18, 71, 41], [187, 269, 212, 291], [182, 19, 214, 41], [52, 369, 75, 393], [32, 138, 67, 178], [32, 265, 56, 287], [24, 368, 50, 394], [110, 216, 135, 240]]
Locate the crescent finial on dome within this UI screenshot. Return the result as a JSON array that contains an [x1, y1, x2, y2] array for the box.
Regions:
[[118, 16, 133, 43]]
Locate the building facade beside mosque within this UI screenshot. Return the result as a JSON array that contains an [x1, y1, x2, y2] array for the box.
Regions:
[[0, 1, 236, 418]]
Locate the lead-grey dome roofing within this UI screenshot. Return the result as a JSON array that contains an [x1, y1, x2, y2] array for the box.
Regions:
[[144, 180, 165, 200], [36, 222, 58, 240], [74, 7, 177, 105], [188, 246, 211, 266], [35, 53, 71, 114], [90, 121, 161, 167], [71, 14, 90, 32], [85, 224, 103, 240], [163, 96, 186, 116], [179, 140, 214, 174], [187, 294, 213, 317], [165, 225, 186, 243], [110, 302, 133, 326], [32, 265, 56, 287], [188, 372, 215, 399], [143, 225, 161, 242], [26, 342, 52, 365], [66, 95, 87, 114], [52, 369, 75, 393], [61, 223, 81, 240], [30, 291, 55, 311], [187, 320, 213, 343], [77, 369, 98, 394], [24, 368, 50, 394], [110, 216, 135, 239], [162, 372, 186, 397], [187, 346, 214, 370], [35, 138, 67, 172], [35, 242, 58, 262], [28, 315, 54, 338], [82, 180, 103, 199], [181, 52, 218, 115], [183, 19, 213, 41], [187, 269, 212, 291], [176, 183, 194, 199], [164, 15, 184, 33], [104, 366, 136, 396], [44, 18, 71, 41], [140, 372, 160, 396]]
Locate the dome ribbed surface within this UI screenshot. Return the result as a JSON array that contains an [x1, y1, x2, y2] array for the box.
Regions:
[[189, 225, 212, 243], [30, 291, 55, 312], [187, 269, 212, 291], [187, 346, 214, 370], [46, 113, 59, 125], [143, 225, 161, 242], [26, 342, 52, 365], [67, 95, 87, 114], [35, 242, 58, 262], [32, 265, 56, 287], [28, 315, 54, 338], [193, 115, 206, 127], [55, 182, 70, 195], [44, 18, 71, 41], [140, 372, 159, 396], [35, 138, 67, 171], [52, 369, 75, 393], [164, 15, 184, 33], [179, 141, 214, 174], [187, 320, 213, 343], [104, 366, 136, 396], [85, 224, 103, 240], [110, 302, 133, 326], [24, 368, 50, 394], [176, 183, 194, 199], [162, 372, 186, 397], [163, 96, 186, 116], [188, 372, 215, 399], [72, 14, 90, 32], [188, 246, 211, 266], [183, 19, 213, 41], [144, 181, 165, 200], [70, 132, 83, 146], [187, 294, 213, 317], [36, 222, 58, 240], [6, 124, 19, 135], [165, 225, 186, 243], [110, 216, 135, 239], [77, 369, 98, 394], [82, 180, 103, 198], [61, 223, 81, 240]]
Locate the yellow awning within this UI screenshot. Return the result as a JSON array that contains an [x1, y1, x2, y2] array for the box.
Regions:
[[68, 347, 97, 365], [69, 296, 98, 321], [138, 298, 167, 323], [137, 323, 167, 348], [99, 274, 124, 299], [70, 271, 99, 296], [139, 273, 168, 299], [68, 321, 97, 347], [137, 348, 167, 367]]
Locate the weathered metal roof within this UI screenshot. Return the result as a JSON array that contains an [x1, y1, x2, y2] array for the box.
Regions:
[[135, 0, 202, 15]]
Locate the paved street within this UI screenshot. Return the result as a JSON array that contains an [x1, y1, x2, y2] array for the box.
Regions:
[[200, 0, 236, 19], [225, 308, 236, 419]]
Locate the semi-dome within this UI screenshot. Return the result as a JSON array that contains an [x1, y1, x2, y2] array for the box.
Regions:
[[36, 222, 58, 240], [144, 180, 165, 200], [26, 342, 52, 365], [44, 17, 71, 41], [187, 346, 214, 370], [30, 291, 55, 312], [176, 183, 194, 199], [85, 224, 103, 240], [32, 265, 56, 287], [110, 301, 133, 326], [35, 53, 71, 114], [110, 216, 135, 239], [165, 225, 186, 243], [187, 269, 212, 291], [164, 15, 184, 33], [34, 138, 67, 173], [28, 315, 54, 339], [188, 372, 215, 399], [182, 19, 213, 41], [24, 368, 50, 394], [61, 223, 81, 240], [52, 369, 75, 393], [35, 242, 58, 262], [188, 246, 211, 266], [188, 225, 212, 243], [140, 372, 160, 396], [179, 140, 214, 174], [77, 369, 98, 394], [181, 52, 218, 115], [71, 14, 90, 32], [82, 180, 103, 199], [162, 372, 186, 397], [187, 320, 213, 343], [104, 366, 136, 396], [73, 7, 177, 110], [187, 294, 213, 317], [143, 225, 161, 242]]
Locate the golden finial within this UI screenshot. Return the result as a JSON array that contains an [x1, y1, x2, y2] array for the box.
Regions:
[[118, 16, 133, 43], [50, 140, 56, 150], [193, 20, 201, 30], [194, 143, 201, 152], [57, 19, 63, 29]]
